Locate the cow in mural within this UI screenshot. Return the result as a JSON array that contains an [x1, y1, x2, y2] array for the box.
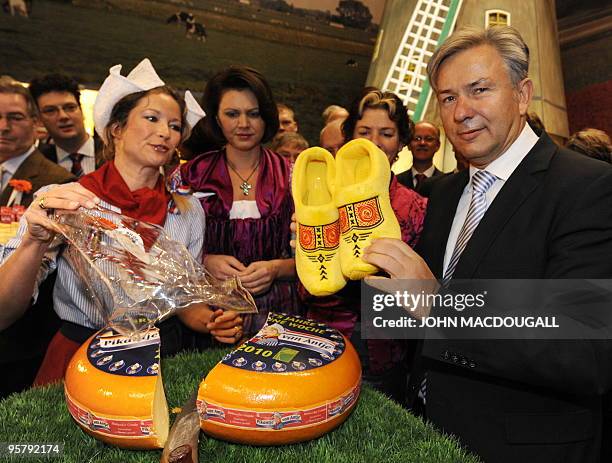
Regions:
[[166, 10, 194, 26], [3, 0, 30, 17], [186, 21, 207, 42]]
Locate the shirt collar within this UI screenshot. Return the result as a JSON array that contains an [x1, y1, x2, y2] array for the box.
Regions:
[[56, 136, 94, 163], [412, 164, 435, 178], [1, 145, 36, 176], [469, 123, 539, 182]]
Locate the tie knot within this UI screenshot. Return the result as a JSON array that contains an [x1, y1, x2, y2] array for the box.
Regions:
[[471, 170, 496, 194], [69, 153, 84, 162]]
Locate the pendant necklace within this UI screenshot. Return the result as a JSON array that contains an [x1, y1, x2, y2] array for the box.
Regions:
[[227, 156, 261, 196]]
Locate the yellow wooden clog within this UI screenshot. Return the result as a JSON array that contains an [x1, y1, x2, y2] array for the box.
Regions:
[[292, 147, 347, 296], [334, 139, 401, 280]]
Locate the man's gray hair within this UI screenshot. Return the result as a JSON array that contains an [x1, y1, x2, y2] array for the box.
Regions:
[[427, 26, 530, 92], [0, 76, 39, 117]]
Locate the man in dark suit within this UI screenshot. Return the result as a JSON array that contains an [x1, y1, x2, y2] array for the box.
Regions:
[[363, 26, 612, 462], [29, 74, 104, 177], [0, 78, 75, 398], [396, 120, 444, 193]]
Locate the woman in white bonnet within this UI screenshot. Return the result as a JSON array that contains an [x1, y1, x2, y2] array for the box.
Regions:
[[0, 59, 243, 385]]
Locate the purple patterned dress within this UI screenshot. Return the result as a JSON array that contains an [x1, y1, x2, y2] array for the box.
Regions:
[[176, 147, 299, 336]]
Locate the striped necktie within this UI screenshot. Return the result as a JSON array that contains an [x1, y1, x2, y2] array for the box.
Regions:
[[69, 153, 85, 177], [442, 170, 497, 285]]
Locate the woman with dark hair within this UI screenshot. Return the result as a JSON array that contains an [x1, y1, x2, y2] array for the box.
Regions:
[[299, 87, 427, 405], [0, 59, 243, 385], [342, 87, 414, 165], [171, 66, 298, 336]]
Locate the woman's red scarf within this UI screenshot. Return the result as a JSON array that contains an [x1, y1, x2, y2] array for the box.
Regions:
[[79, 161, 170, 226]]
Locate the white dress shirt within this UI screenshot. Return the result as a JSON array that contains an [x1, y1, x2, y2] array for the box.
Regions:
[[442, 124, 540, 275], [55, 137, 96, 175], [0, 145, 36, 193]]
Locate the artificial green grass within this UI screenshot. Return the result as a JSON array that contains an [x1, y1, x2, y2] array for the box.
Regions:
[[0, 349, 479, 462]]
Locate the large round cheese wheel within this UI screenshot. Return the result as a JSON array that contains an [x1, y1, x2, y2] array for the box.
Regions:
[[64, 327, 168, 449], [198, 313, 361, 445]]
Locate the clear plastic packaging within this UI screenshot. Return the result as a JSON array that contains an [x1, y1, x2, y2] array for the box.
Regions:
[[47, 205, 257, 337]]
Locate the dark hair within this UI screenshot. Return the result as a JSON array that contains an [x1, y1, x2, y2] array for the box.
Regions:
[[103, 86, 188, 160], [202, 66, 279, 145], [0, 76, 38, 117], [342, 87, 414, 147], [29, 73, 81, 107], [180, 116, 223, 160], [566, 128, 612, 164], [527, 112, 545, 137]]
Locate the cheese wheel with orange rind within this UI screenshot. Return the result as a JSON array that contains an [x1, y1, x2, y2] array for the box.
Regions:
[[198, 313, 361, 445], [64, 327, 168, 449]]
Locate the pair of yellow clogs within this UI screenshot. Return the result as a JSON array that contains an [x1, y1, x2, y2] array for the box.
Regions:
[[292, 138, 401, 296]]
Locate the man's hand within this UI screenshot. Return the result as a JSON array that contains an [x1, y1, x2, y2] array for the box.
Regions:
[[363, 238, 439, 319], [363, 238, 435, 280]]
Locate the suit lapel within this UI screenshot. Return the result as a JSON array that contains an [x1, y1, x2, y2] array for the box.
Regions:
[[1, 151, 41, 206], [5, 151, 43, 207], [452, 135, 556, 279], [419, 170, 469, 277]]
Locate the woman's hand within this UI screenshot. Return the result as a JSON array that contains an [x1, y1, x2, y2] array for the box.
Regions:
[[178, 303, 214, 333], [238, 260, 279, 295], [289, 213, 297, 249], [24, 183, 100, 245], [204, 254, 247, 280], [207, 309, 244, 344]]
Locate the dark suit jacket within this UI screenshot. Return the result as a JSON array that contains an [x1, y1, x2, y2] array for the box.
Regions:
[[396, 166, 443, 193], [38, 136, 105, 174], [0, 149, 75, 397], [0, 149, 75, 207], [410, 134, 612, 462]]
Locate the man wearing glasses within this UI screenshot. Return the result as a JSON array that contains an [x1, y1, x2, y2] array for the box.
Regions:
[[29, 74, 103, 177], [397, 121, 444, 193], [0, 77, 74, 398]]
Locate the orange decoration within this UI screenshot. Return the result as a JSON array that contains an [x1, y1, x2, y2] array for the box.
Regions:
[[8, 179, 32, 193]]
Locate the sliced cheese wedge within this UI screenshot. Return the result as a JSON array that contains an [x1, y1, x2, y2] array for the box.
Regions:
[[64, 327, 168, 449], [198, 313, 362, 445]]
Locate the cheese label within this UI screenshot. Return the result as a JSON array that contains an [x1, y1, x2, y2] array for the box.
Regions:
[[221, 312, 345, 373], [197, 382, 360, 430], [87, 328, 160, 377], [65, 390, 155, 438]]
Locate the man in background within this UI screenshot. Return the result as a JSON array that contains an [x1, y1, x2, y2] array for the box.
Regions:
[[0, 77, 74, 398], [319, 118, 345, 157], [29, 74, 103, 176], [397, 120, 443, 192], [276, 103, 298, 135], [270, 132, 308, 163]]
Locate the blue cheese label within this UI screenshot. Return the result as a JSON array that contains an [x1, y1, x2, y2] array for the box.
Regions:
[[87, 327, 160, 377], [222, 313, 345, 373]]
